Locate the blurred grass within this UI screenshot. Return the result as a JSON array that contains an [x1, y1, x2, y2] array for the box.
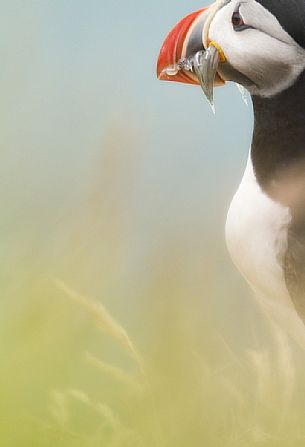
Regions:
[[2, 125, 305, 447]]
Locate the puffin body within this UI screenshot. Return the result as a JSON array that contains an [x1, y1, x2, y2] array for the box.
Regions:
[[157, 0, 305, 345], [225, 155, 290, 309]]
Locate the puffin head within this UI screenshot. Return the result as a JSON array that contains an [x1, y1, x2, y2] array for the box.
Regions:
[[157, 0, 305, 100]]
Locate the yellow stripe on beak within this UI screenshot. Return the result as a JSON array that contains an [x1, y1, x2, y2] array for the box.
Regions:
[[209, 41, 226, 62]]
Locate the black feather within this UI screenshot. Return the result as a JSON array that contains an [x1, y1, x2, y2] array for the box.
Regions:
[[256, 0, 305, 48]]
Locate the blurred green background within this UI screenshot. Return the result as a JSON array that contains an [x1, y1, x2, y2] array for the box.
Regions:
[[2, 1, 305, 446]]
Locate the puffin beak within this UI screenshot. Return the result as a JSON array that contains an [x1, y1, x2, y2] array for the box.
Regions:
[[157, 3, 226, 106]]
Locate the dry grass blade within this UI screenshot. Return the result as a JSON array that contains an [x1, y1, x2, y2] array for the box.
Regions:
[[54, 279, 142, 367], [247, 348, 271, 404], [95, 402, 120, 431], [85, 352, 142, 389], [67, 388, 120, 430], [49, 390, 69, 427]]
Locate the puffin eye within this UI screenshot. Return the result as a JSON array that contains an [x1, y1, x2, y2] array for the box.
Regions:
[[232, 11, 244, 27], [232, 10, 253, 31]]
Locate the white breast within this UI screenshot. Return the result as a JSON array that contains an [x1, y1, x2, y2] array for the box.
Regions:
[[225, 154, 291, 307], [225, 154, 305, 348]]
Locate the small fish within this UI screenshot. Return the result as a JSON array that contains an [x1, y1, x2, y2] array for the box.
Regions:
[[161, 46, 221, 113], [180, 47, 220, 112]]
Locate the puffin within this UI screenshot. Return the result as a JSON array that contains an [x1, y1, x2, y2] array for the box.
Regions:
[[157, 0, 305, 347]]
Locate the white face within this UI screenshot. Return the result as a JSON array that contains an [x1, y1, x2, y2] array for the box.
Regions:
[[208, 0, 305, 97]]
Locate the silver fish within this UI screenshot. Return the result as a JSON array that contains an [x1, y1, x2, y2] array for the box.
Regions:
[[179, 46, 221, 112]]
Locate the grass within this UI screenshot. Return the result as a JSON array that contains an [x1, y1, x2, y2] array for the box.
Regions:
[[2, 126, 305, 446]]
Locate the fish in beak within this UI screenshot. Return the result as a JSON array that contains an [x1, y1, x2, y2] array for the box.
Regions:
[[157, 2, 226, 109]]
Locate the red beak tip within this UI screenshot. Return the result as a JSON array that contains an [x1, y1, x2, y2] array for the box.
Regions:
[[156, 7, 208, 86]]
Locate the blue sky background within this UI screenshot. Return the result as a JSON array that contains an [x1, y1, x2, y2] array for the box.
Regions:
[[0, 5, 283, 446], [0, 1, 256, 332], [0, 0, 258, 335], [0, 0, 253, 221]]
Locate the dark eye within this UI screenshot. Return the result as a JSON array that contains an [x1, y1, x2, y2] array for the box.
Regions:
[[232, 10, 253, 31], [232, 11, 244, 27]]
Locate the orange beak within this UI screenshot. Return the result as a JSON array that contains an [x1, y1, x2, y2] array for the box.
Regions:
[[157, 5, 225, 87]]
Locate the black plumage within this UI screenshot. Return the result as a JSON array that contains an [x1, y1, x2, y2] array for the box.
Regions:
[[257, 0, 305, 48]]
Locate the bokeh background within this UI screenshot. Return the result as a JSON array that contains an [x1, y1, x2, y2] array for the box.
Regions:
[[2, 1, 305, 446]]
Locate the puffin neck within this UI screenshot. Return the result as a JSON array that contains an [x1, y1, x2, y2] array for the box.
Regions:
[[251, 69, 305, 195]]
